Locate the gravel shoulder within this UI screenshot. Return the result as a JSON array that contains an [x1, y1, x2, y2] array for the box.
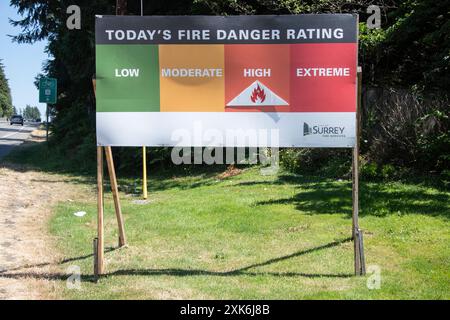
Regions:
[[0, 146, 87, 299]]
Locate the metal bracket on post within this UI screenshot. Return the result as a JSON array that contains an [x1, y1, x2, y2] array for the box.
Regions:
[[354, 228, 366, 275], [93, 237, 99, 279], [358, 229, 366, 275]]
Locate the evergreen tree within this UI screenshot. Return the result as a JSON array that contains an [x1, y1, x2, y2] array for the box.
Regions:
[[23, 104, 41, 120], [0, 59, 13, 117]]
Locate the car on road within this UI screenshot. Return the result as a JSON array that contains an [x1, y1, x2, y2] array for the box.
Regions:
[[10, 115, 24, 126]]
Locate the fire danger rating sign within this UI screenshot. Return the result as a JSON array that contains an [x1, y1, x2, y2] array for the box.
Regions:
[[96, 15, 358, 147]]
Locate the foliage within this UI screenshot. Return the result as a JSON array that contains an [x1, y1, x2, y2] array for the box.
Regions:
[[364, 90, 449, 172], [360, 158, 409, 181], [280, 148, 351, 177], [416, 109, 450, 172], [359, 0, 450, 91], [381, 0, 450, 91], [7, 0, 450, 177], [0, 60, 13, 117]]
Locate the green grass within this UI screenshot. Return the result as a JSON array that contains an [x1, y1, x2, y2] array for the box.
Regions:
[[4, 142, 449, 299], [48, 166, 449, 299]]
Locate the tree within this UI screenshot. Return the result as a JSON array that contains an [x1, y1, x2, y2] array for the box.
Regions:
[[33, 106, 41, 119], [8, 0, 449, 174], [0, 59, 13, 118], [23, 105, 31, 119], [360, 0, 450, 91]]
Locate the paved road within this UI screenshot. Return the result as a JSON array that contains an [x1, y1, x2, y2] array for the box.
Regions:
[[0, 120, 38, 159]]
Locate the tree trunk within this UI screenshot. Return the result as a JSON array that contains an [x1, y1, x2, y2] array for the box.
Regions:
[[116, 0, 127, 15]]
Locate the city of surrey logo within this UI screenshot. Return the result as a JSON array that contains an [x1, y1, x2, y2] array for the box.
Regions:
[[303, 122, 346, 137]]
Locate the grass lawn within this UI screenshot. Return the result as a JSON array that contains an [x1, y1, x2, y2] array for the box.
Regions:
[[44, 163, 449, 299], [3, 142, 449, 299]]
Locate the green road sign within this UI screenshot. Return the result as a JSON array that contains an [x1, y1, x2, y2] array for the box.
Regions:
[[39, 78, 57, 104]]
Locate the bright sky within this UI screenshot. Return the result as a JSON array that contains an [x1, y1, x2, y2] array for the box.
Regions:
[[0, 2, 49, 118]]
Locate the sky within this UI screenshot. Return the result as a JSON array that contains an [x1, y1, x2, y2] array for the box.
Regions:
[[0, 2, 49, 118]]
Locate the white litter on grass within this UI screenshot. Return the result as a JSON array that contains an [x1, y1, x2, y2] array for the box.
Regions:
[[73, 211, 87, 217], [132, 199, 150, 205]]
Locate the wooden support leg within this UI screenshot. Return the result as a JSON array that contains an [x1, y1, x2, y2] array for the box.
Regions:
[[352, 146, 362, 275], [143, 146, 148, 200], [352, 66, 366, 276], [104, 146, 127, 247], [96, 146, 105, 275]]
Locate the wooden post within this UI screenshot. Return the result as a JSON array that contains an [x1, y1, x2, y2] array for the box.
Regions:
[[96, 146, 105, 275], [352, 66, 365, 276], [93, 77, 126, 247], [93, 1, 129, 277], [105, 146, 127, 247]]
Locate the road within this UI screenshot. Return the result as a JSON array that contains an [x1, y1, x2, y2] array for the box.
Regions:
[[0, 119, 71, 299], [0, 154, 80, 299], [0, 120, 38, 159]]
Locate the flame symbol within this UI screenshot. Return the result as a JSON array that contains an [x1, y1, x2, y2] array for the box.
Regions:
[[250, 84, 266, 103]]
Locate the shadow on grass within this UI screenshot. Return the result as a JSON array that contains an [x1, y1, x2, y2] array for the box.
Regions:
[[251, 176, 450, 220], [1, 141, 243, 192], [0, 238, 353, 283], [117, 170, 229, 195], [0, 247, 118, 275], [1, 141, 96, 186]]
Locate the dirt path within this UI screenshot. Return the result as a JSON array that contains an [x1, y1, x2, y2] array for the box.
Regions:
[[0, 163, 84, 299]]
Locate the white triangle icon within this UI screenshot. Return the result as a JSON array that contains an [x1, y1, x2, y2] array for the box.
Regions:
[[226, 80, 288, 107]]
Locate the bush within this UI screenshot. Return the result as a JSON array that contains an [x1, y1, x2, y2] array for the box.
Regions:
[[364, 90, 449, 173], [361, 161, 379, 180], [280, 148, 351, 177], [360, 158, 411, 181]]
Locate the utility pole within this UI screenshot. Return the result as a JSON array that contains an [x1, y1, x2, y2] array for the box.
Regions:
[[46, 104, 49, 144]]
